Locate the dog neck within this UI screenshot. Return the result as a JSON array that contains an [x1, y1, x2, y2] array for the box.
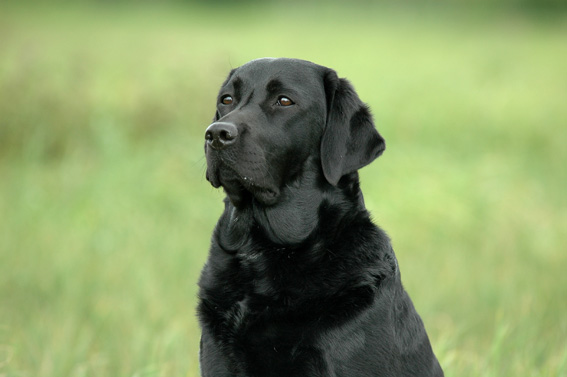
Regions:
[[215, 160, 367, 250]]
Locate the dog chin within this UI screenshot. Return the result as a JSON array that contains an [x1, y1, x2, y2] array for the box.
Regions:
[[249, 186, 280, 206], [207, 167, 280, 207], [222, 181, 280, 208]]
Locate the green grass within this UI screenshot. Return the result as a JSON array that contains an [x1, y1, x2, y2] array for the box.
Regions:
[[1, 3, 566, 376]]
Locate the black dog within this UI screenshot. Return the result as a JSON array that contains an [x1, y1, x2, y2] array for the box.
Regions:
[[198, 58, 443, 376]]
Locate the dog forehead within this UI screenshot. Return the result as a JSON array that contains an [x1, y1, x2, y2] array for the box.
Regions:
[[229, 58, 325, 94]]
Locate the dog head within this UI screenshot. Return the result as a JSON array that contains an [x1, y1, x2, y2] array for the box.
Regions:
[[205, 58, 385, 208]]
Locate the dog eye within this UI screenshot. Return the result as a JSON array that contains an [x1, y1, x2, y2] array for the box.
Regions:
[[220, 95, 233, 105], [277, 96, 294, 107]]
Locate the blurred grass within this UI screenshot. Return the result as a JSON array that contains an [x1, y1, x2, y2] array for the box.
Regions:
[[1, 2, 567, 376]]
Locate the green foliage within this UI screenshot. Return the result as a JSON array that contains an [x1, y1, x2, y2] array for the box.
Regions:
[[1, 3, 566, 376]]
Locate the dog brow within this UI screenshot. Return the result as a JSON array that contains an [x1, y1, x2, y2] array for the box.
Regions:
[[266, 79, 283, 95], [232, 77, 243, 100]]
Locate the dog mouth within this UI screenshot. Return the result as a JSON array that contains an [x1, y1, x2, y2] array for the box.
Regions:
[[206, 163, 280, 206]]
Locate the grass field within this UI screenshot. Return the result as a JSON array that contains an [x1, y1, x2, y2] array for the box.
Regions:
[[1, 2, 566, 376]]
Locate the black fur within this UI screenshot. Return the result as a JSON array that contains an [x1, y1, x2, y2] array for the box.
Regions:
[[198, 58, 443, 376]]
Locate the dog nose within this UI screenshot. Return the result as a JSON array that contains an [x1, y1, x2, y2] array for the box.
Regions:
[[205, 122, 239, 150]]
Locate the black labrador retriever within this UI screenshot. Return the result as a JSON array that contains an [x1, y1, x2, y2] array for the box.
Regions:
[[198, 58, 443, 377]]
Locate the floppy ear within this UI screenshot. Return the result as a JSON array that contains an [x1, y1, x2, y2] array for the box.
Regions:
[[321, 69, 386, 186]]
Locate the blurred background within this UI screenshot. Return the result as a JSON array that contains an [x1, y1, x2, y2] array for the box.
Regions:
[[1, 0, 566, 376]]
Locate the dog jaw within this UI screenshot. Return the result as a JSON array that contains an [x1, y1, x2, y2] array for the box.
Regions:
[[206, 159, 280, 207]]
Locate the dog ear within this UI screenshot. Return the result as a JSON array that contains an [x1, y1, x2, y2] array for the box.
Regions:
[[321, 69, 386, 186]]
